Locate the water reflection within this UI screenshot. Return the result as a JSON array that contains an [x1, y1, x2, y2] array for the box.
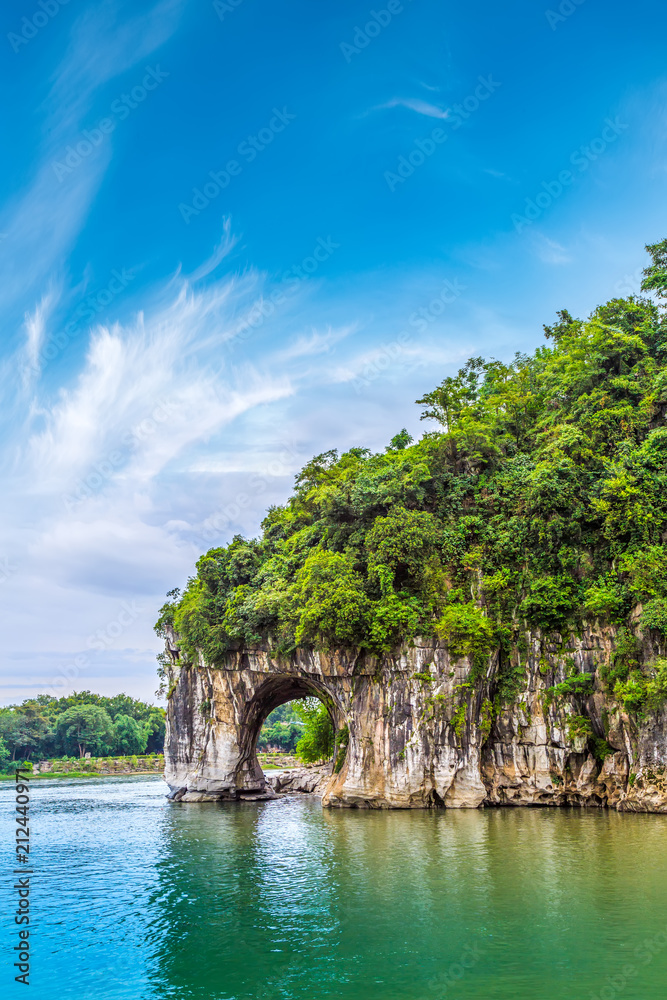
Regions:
[[145, 796, 667, 1000], [1, 777, 666, 1000]]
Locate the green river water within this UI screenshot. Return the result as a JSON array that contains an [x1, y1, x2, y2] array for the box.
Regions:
[[2, 775, 667, 999]]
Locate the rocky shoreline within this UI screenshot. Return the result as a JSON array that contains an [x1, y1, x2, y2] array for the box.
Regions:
[[266, 765, 332, 796], [163, 626, 667, 811]]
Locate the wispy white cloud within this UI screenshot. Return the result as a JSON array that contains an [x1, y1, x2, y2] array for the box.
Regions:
[[22, 276, 292, 496], [21, 290, 58, 386], [376, 97, 450, 120], [277, 324, 356, 361], [186, 218, 238, 283], [484, 167, 511, 180], [531, 233, 572, 266], [0, 0, 184, 324], [0, 158, 108, 321], [47, 0, 185, 136]]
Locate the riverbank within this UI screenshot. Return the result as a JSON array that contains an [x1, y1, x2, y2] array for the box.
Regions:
[[0, 753, 164, 780], [0, 770, 165, 780], [0, 750, 302, 780]]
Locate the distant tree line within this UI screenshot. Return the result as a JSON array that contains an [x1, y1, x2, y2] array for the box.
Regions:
[[256, 702, 303, 752], [0, 692, 165, 766]]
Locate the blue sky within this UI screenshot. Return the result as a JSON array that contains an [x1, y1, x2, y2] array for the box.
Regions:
[[2, 0, 667, 705]]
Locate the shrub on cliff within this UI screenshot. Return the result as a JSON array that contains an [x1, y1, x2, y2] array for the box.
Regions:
[[434, 603, 495, 660]]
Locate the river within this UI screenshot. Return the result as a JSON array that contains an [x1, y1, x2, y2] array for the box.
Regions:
[[2, 775, 667, 999]]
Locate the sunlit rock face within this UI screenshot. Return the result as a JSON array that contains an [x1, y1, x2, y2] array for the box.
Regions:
[[163, 627, 667, 811]]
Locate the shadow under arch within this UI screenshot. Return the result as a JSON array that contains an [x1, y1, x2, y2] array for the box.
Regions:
[[237, 673, 347, 793]]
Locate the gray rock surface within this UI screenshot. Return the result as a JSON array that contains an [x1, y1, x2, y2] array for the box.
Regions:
[[266, 766, 332, 795], [162, 626, 667, 810]]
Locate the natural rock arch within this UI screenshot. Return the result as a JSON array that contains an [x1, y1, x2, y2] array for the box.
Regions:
[[237, 674, 345, 787], [163, 638, 353, 803], [162, 634, 488, 807], [162, 627, 665, 810]]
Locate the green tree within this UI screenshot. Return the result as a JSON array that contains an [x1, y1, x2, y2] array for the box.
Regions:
[[294, 699, 334, 764], [641, 238, 667, 299], [257, 721, 302, 752], [112, 714, 148, 755], [290, 550, 371, 648], [265, 703, 300, 723], [387, 428, 414, 451], [0, 693, 165, 762], [144, 709, 166, 752], [365, 507, 442, 596], [0, 702, 52, 760], [0, 736, 10, 772], [55, 705, 115, 758]]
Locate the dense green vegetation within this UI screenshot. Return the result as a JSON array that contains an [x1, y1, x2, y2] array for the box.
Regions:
[[257, 700, 336, 764], [156, 241, 667, 720], [257, 702, 302, 752], [0, 692, 166, 762], [291, 699, 335, 764]]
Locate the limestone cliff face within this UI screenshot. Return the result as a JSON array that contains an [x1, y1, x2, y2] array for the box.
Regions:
[[163, 626, 667, 811]]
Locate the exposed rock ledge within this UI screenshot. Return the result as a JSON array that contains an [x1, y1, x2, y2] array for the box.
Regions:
[[163, 625, 667, 811], [266, 766, 332, 796]]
